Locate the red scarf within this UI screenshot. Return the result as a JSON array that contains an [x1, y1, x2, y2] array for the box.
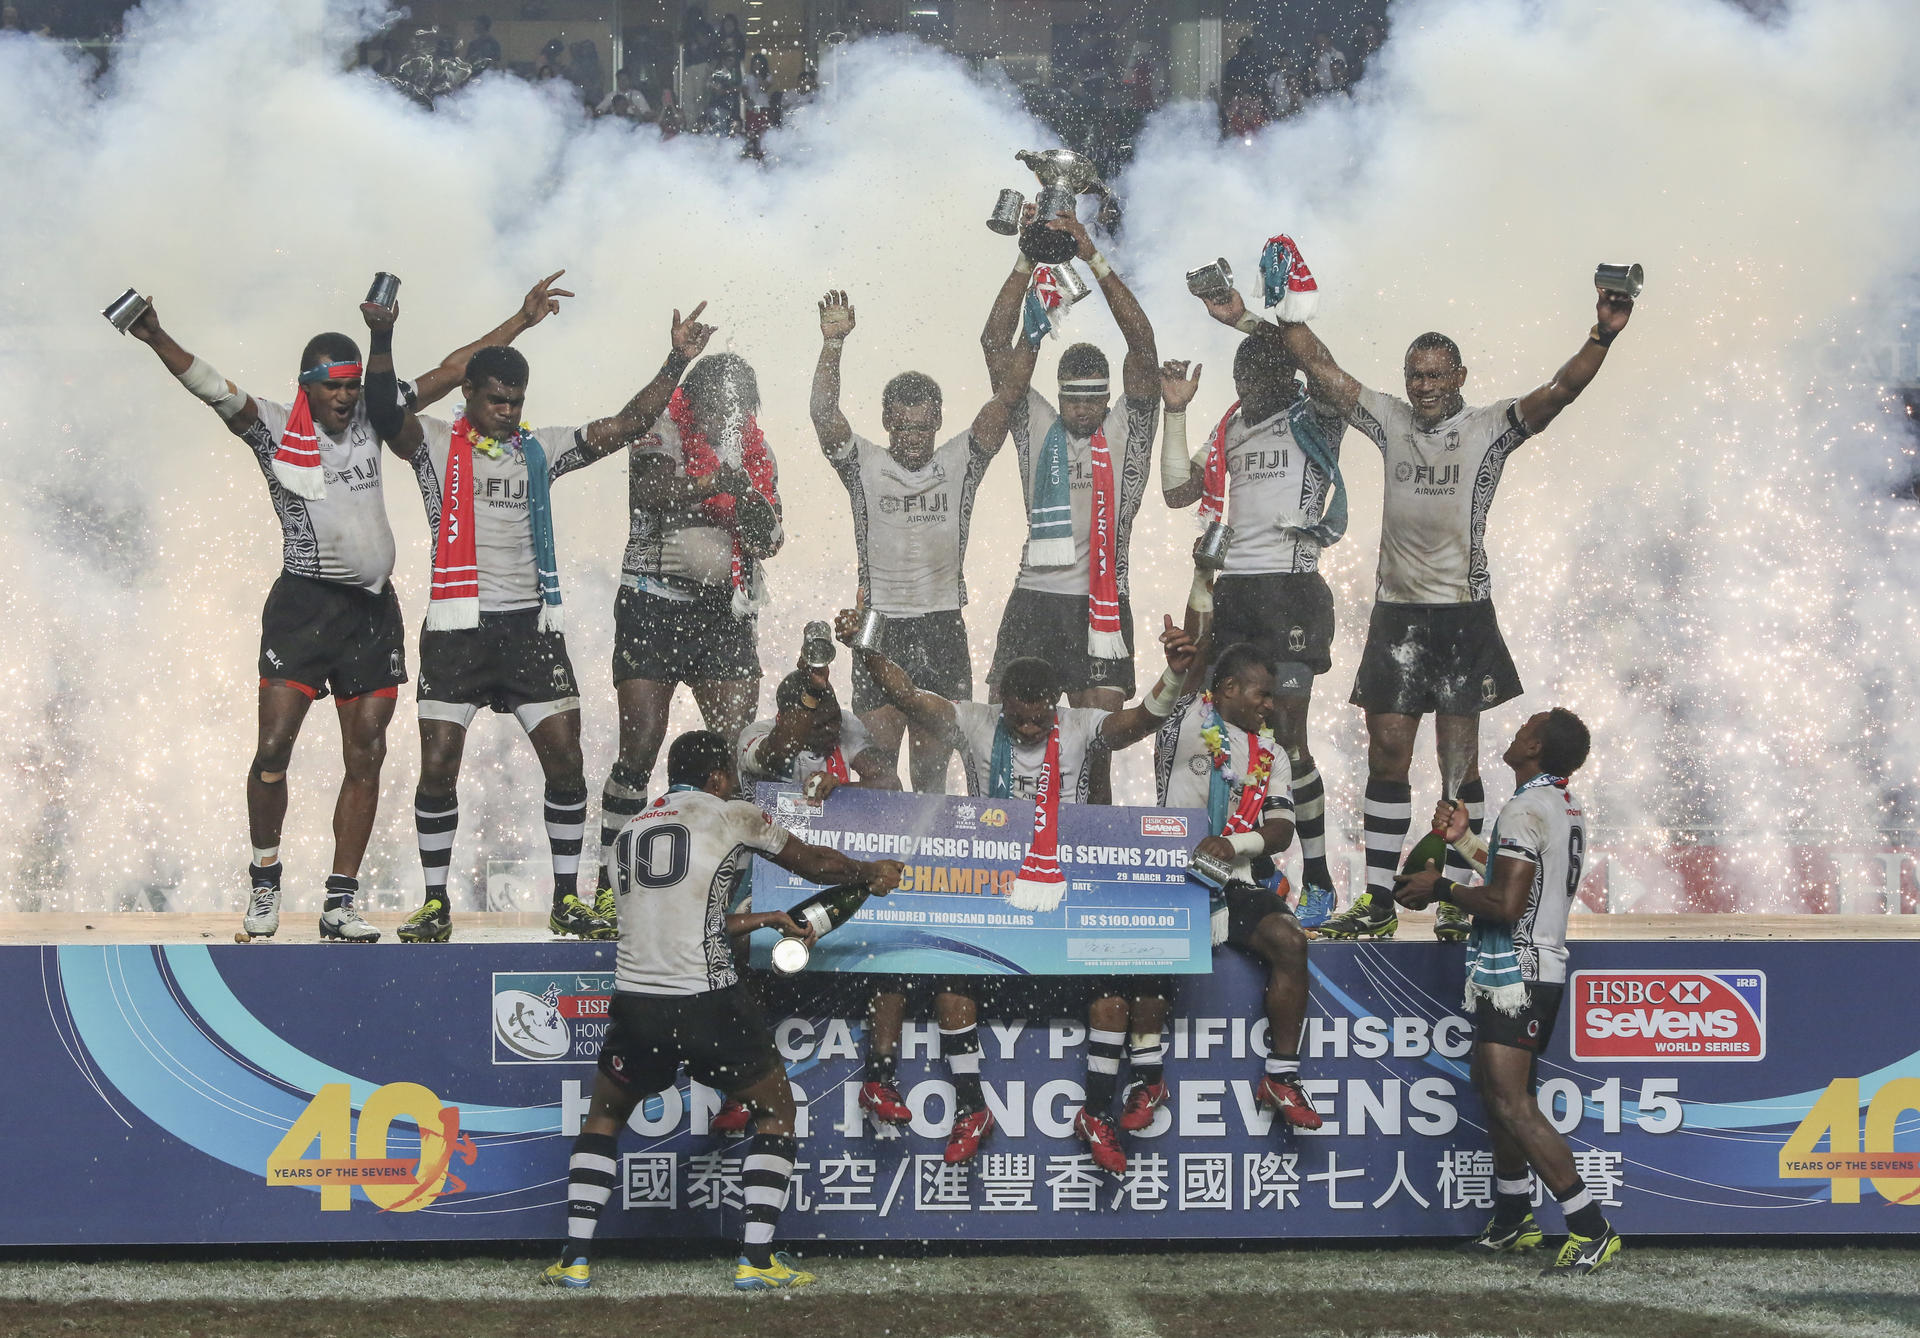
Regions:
[[1005, 724, 1067, 913], [1086, 422, 1125, 658], [424, 416, 482, 630], [273, 361, 361, 502], [1199, 400, 1241, 526], [825, 746, 850, 782], [666, 388, 779, 615]]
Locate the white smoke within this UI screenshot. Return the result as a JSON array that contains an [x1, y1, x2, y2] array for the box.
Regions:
[[0, 0, 1915, 913]]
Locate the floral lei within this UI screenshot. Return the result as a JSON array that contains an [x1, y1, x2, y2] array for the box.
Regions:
[[1198, 692, 1275, 788], [468, 421, 532, 460]]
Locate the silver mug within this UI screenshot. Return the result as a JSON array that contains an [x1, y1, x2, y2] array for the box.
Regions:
[[987, 189, 1024, 236], [1186, 846, 1234, 891], [1194, 521, 1234, 571], [770, 936, 811, 974], [1593, 262, 1644, 300], [1052, 260, 1091, 307], [1186, 258, 1234, 302], [103, 288, 150, 335], [366, 271, 401, 312], [801, 620, 837, 669], [851, 608, 888, 654]]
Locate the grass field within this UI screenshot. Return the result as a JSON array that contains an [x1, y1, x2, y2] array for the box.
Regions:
[[2, 1245, 1917, 1338]]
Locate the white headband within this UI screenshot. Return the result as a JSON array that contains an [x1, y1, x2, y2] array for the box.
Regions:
[[1058, 377, 1110, 398]]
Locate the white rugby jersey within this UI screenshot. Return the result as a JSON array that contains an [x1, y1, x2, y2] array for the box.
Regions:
[[1488, 775, 1587, 985], [1009, 389, 1158, 598], [243, 397, 396, 593], [610, 788, 793, 996], [409, 417, 588, 613], [1154, 693, 1294, 881], [738, 713, 874, 785], [1348, 387, 1532, 604], [623, 417, 785, 599], [1206, 401, 1346, 577], [829, 430, 992, 615], [950, 701, 1110, 802]]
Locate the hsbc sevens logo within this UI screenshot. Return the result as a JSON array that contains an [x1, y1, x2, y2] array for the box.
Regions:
[[1570, 970, 1766, 1063]]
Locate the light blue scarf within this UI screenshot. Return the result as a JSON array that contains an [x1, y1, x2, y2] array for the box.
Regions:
[[517, 430, 565, 633], [1025, 414, 1076, 569], [1463, 774, 1567, 1015]]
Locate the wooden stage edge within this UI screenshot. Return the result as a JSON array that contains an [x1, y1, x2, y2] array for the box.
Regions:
[[2, 911, 1917, 947]]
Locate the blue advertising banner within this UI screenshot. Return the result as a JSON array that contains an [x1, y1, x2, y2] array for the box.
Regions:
[[747, 784, 1214, 975], [8, 936, 1920, 1245]]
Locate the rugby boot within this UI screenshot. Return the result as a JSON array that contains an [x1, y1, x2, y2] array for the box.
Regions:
[[859, 1081, 912, 1126], [1307, 888, 1397, 940], [549, 893, 616, 940], [733, 1252, 815, 1291], [319, 904, 381, 943], [1117, 1079, 1168, 1132], [1255, 1073, 1325, 1130], [944, 1105, 996, 1164], [593, 883, 618, 925], [1433, 899, 1472, 943], [1463, 1213, 1545, 1254], [1294, 880, 1337, 930], [541, 1257, 592, 1289], [1073, 1109, 1128, 1174], [397, 897, 452, 943], [243, 876, 281, 940], [711, 1098, 753, 1134], [1542, 1226, 1623, 1276]]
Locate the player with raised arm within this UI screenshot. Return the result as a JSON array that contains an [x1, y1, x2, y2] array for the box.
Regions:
[[1395, 708, 1618, 1274], [836, 608, 1197, 1162], [592, 350, 785, 915], [1160, 297, 1350, 927], [362, 297, 717, 942], [1214, 240, 1632, 941], [808, 288, 1035, 792], [121, 274, 570, 942], [979, 210, 1159, 804], [543, 729, 904, 1292]]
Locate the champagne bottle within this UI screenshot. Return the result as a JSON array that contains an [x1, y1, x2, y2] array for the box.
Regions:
[[1401, 830, 1450, 878], [771, 883, 873, 975]]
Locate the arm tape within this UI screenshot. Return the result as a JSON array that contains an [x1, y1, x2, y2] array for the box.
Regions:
[[1143, 668, 1183, 717], [1159, 410, 1192, 492], [1088, 251, 1112, 280], [1226, 830, 1266, 858], [1187, 568, 1213, 615], [363, 362, 405, 441], [1451, 830, 1489, 878], [177, 356, 248, 422]]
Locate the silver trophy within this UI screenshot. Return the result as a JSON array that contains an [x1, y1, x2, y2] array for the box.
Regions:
[[851, 608, 888, 654], [801, 620, 837, 669], [1194, 521, 1234, 572], [1013, 148, 1111, 265], [366, 271, 401, 313], [986, 189, 1025, 236], [1186, 258, 1235, 302], [1052, 260, 1092, 308], [102, 288, 150, 334], [1593, 262, 1645, 300]]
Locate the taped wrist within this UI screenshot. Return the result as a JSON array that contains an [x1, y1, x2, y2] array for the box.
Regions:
[[1226, 831, 1266, 859], [1234, 312, 1264, 334], [368, 328, 393, 356], [1451, 829, 1489, 877], [177, 356, 248, 421], [1187, 568, 1214, 615], [1159, 411, 1191, 491], [1015, 255, 1035, 275], [1144, 668, 1183, 717], [1088, 251, 1112, 280]]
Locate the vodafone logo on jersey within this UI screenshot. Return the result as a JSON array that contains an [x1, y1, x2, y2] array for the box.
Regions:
[[1569, 969, 1766, 1062]]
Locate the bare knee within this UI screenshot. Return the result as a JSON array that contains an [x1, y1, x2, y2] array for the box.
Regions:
[[1254, 915, 1308, 973]]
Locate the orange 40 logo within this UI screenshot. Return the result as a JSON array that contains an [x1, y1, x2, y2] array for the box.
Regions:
[[266, 1082, 477, 1212], [1778, 1077, 1920, 1205]]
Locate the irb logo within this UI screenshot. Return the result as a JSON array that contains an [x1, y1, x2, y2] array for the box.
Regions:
[[1569, 970, 1766, 1062]]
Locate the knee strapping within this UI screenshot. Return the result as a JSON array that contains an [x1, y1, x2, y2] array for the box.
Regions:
[[606, 761, 650, 797]]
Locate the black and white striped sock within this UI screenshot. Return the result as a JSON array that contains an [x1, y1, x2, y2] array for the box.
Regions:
[[739, 1131, 797, 1269], [1292, 765, 1331, 886], [414, 794, 458, 907], [1129, 1031, 1167, 1087], [1084, 1027, 1125, 1111], [1444, 777, 1487, 885], [597, 764, 649, 891], [1361, 779, 1412, 910], [941, 1024, 985, 1110], [561, 1130, 619, 1263], [545, 785, 588, 907]]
